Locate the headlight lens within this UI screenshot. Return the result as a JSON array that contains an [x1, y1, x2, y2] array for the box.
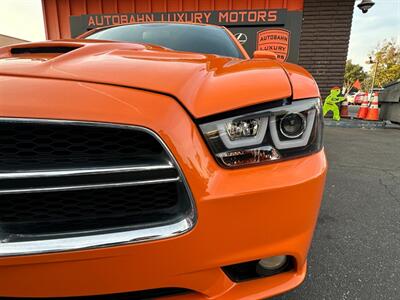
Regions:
[[199, 98, 323, 168], [279, 113, 306, 138]]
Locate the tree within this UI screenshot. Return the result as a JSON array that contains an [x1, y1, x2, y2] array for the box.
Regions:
[[368, 40, 400, 89], [343, 60, 367, 93]]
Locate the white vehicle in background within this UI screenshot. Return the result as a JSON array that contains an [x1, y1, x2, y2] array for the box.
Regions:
[[347, 91, 366, 105]]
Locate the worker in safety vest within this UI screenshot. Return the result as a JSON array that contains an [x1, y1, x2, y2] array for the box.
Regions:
[[323, 86, 346, 121]]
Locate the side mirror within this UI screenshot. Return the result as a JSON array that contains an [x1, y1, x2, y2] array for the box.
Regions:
[[253, 50, 277, 60]]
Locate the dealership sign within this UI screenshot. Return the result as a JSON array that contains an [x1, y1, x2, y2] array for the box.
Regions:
[[257, 29, 290, 62], [85, 10, 285, 26], [70, 9, 302, 62]]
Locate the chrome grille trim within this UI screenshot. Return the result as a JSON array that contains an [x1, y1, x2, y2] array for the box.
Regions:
[[0, 117, 197, 256], [0, 177, 181, 195], [0, 163, 175, 179]]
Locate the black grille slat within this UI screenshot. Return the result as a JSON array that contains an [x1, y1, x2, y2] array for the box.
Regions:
[[0, 122, 165, 170], [0, 287, 192, 300]]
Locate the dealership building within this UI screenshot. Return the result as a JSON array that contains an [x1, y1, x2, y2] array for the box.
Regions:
[[41, 0, 357, 97]]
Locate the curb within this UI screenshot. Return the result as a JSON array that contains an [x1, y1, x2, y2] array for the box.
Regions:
[[323, 118, 400, 129]]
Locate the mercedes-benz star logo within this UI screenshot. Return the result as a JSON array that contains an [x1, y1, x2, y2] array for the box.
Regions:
[[234, 33, 248, 44]]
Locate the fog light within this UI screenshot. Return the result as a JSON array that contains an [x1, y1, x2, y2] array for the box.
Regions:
[[223, 255, 293, 282], [279, 113, 306, 138], [256, 256, 288, 276]]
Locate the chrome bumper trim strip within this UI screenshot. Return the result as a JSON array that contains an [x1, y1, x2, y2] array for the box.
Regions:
[[0, 217, 193, 257]]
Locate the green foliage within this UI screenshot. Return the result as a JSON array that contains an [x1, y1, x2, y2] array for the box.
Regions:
[[343, 60, 367, 93], [368, 39, 400, 88]]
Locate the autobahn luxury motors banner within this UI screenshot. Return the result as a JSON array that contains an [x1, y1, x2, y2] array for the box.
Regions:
[[70, 9, 302, 62]]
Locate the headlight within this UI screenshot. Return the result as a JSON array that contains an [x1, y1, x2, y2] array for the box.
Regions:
[[199, 98, 323, 168]]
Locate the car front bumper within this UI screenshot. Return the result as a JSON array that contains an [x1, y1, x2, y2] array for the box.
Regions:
[[0, 76, 327, 299]]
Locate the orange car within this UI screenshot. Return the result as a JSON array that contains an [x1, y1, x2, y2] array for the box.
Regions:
[[0, 23, 327, 299]]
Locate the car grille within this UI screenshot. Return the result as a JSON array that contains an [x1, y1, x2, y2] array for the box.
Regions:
[[0, 118, 193, 245]]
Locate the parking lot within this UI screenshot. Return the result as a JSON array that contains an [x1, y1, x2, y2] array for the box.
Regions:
[[275, 126, 400, 300]]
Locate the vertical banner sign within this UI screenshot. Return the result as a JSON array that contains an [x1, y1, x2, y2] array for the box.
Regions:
[[70, 9, 302, 63]]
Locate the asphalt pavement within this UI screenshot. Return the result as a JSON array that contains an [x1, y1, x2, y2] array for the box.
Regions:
[[274, 126, 400, 300]]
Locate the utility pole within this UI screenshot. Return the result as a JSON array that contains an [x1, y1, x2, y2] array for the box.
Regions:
[[366, 56, 379, 96]]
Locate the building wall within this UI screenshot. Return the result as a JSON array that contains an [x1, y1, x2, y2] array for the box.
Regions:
[[299, 0, 355, 97]]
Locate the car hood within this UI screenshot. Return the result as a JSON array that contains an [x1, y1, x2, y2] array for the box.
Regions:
[[0, 40, 296, 118]]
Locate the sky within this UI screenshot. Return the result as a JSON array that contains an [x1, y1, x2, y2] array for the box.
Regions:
[[0, 0, 399, 70], [348, 0, 400, 70], [0, 0, 45, 41]]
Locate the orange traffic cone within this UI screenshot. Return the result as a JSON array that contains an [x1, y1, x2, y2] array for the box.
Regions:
[[365, 92, 379, 121], [340, 97, 349, 118], [356, 92, 369, 119]]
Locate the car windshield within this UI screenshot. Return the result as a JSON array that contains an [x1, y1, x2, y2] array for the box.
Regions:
[[85, 23, 245, 58]]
